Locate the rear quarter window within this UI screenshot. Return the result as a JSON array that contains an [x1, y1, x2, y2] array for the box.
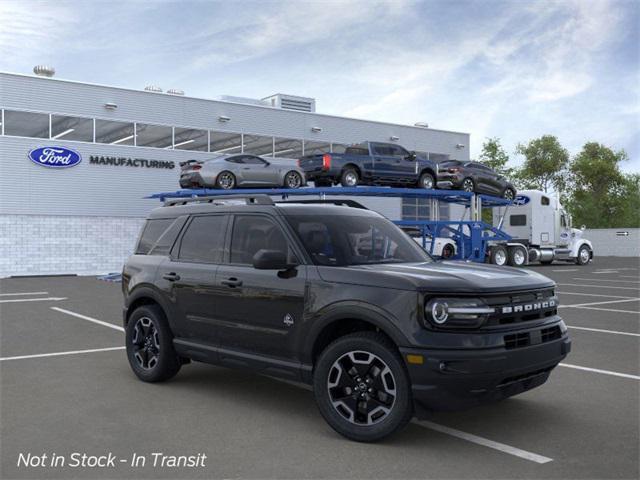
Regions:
[[136, 218, 175, 254]]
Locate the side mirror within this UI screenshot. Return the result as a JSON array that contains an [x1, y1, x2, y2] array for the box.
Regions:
[[252, 249, 292, 270], [407, 151, 417, 161]]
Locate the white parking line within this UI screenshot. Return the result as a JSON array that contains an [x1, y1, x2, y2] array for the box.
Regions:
[[0, 297, 67, 304], [268, 376, 553, 463], [572, 278, 640, 284], [568, 306, 640, 315], [620, 275, 640, 279], [593, 271, 619, 274], [414, 420, 553, 464], [552, 269, 579, 272], [559, 363, 640, 380], [567, 325, 640, 337], [558, 291, 637, 299], [0, 291, 49, 296], [557, 283, 640, 291], [51, 307, 124, 332], [0, 346, 125, 362], [556, 291, 635, 298], [559, 298, 640, 308]]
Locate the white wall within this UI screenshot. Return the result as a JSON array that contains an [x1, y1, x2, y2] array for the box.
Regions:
[[584, 228, 640, 257], [0, 215, 145, 277]]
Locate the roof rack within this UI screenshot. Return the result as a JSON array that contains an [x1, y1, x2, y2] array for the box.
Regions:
[[164, 194, 273, 207], [276, 199, 369, 209]]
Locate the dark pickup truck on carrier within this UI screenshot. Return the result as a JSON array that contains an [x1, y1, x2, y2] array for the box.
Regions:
[[298, 141, 439, 189], [122, 195, 571, 442]]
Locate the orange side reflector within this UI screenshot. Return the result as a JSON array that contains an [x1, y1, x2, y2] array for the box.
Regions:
[[406, 354, 424, 365]]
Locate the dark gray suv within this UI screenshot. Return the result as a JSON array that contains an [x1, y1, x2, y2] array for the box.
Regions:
[[122, 195, 570, 442]]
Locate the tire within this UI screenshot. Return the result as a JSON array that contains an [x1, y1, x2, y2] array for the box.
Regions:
[[340, 168, 359, 187], [490, 245, 508, 266], [576, 245, 591, 265], [284, 170, 303, 189], [507, 245, 527, 267], [441, 243, 455, 259], [216, 171, 236, 190], [125, 305, 181, 383], [503, 188, 516, 201], [461, 177, 475, 193], [313, 332, 413, 442], [418, 172, 435, 190]]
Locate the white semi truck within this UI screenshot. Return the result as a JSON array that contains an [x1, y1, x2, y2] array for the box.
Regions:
[[490, 189, 593, 267]]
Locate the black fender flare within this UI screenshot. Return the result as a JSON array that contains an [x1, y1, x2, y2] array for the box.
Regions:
[[124, 284, 174, 329], [301, 301, 410, 365]]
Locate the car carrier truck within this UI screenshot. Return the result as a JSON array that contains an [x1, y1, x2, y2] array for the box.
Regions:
[[490, 190, 593, 266]]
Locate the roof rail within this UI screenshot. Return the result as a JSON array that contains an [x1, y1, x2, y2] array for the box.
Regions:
[[276, 199, 369, 209], [164, 194, 274, 207]]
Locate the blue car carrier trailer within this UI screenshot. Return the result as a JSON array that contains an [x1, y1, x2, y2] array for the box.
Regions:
[[148, 186, 519, 265]]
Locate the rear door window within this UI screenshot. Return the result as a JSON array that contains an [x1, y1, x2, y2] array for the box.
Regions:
[[229, 215, 293, 265], [178, 215, 228, 263]]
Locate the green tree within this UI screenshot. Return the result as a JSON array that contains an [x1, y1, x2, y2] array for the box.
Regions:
[[515, 135, 569, 193], [479, 137, 513, 177], [565, 142, 638, 228]]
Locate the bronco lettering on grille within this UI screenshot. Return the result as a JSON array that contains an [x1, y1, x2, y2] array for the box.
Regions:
[[501, 299, 556, 314]]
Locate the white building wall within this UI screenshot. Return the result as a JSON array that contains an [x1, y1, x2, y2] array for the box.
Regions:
[[584, 228, 640, 257]]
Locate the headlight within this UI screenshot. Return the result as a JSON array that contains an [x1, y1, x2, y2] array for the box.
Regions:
[[424, 298, 494, 328]]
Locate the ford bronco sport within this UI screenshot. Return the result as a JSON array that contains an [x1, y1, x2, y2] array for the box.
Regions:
[[122, 195, 570, 442]]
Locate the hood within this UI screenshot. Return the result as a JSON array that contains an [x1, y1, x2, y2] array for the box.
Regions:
[[316, 260, 555, 293]]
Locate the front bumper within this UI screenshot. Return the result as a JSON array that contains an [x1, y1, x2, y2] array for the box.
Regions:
[[401, 330, 571, 415]]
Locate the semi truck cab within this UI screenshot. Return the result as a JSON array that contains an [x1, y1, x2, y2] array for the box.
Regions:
[[493, 190, 593, 265]]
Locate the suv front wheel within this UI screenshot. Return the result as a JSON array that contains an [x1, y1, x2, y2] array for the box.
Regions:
[[125, 305, 181, 382], [313, 332, 413, 442]]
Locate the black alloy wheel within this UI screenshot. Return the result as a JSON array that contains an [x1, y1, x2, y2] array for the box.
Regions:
[[125, 305, 181, 382], [314, 332, 412, 442], [503, 188, 516, 201]]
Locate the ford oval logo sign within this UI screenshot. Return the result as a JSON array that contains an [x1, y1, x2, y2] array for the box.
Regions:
[[513, 195, 530, 206], [28, 146, 82, 168]]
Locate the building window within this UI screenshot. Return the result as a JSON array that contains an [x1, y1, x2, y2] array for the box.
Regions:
[[210, 131, 243, 154], [95, 119, 135, 145], [510, 215, 527, 226], [135, 123, 173, 148], [402, 198, 430, 220], [3, 110, 49, 138], [331, 143, 348, 154], [303, 140, 331, 155], [173, 127, 208, 151], [50, 114, 93, 142], [243, 134, 274, 156], [273, 137, 303, 159]]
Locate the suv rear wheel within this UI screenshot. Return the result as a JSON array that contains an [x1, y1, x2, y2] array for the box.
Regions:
[[313, 332, 413, 442], [126, 305, 181, 382]]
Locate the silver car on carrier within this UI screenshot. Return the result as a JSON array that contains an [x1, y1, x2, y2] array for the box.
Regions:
[[179, 154, 306, 190]]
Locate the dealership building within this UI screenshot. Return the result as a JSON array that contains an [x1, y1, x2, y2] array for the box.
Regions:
[[0, 69, 470, 277]]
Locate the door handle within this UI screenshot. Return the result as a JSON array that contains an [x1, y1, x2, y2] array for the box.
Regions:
[[221, 277, 243, 288], [163, 272, 180, 281]]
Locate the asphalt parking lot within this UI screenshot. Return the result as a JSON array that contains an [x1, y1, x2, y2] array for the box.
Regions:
[[1, 256, 638, 479]]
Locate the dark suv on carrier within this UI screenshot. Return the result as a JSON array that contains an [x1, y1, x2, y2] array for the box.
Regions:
[[122, 195, 570, 442]]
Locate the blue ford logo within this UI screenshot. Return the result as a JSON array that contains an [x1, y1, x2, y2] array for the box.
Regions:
[[28, 146, 82, 168], [513, 195, 530, 206]]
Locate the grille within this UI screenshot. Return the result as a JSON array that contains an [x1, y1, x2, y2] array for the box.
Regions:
[[504, 325, 562, 350], [483, 288, 557, 327]]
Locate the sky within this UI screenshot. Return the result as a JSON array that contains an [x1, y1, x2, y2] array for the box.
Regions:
[[1, 0, 638, 172]]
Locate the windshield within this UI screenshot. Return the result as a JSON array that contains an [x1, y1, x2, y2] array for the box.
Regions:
[[285, 214, 433, 266]]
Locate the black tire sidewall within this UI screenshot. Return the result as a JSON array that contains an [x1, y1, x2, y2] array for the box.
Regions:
[[125, 305, 180, 383], [313, 333, 413, 442]]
